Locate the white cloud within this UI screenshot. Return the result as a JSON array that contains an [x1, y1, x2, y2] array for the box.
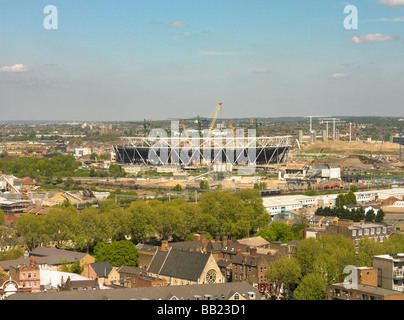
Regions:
[[165, 21, 189, 27], [0, 64, 33, 73], [199, 50, 244, 56], [378, 0, 404, 7], [351, 33, 399, 44], [330, 73, 348, 80]]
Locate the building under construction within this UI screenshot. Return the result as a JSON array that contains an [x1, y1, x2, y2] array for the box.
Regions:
[[113, 135, 292, 166], [113, 103, 293, 167]]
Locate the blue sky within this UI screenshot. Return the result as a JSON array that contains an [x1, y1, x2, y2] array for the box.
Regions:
[[0, 0, 403, 121]]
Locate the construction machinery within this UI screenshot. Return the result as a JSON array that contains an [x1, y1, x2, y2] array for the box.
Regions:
[[227, 119, 236, 136], [180, 119, 189, 139], [207, 102, 222, 138]]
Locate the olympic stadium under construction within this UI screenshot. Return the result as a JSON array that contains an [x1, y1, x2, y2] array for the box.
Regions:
[[113, 135, 293, 166]]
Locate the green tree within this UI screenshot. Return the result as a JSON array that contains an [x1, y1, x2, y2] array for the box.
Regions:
[[268, 221, 296, 242], [70, 260, 84, 274], [0, 209, 5, 226], [350, 185, 359, 192], [266, 257, 302, 298], [125, 201, 158, 243], [16, 214, 43, 250], [364, 209, 376, 222], [375, 209, 385, 223], [199, 180, 209, 190], [293, 272, 327, 300], [93, 240, 138, 267]]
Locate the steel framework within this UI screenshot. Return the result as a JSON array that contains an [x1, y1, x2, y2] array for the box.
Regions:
[[114, 135, 293, 166]]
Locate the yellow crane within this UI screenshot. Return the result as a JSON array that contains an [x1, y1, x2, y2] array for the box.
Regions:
[[227, 119, 236, 136], [180, 119, 189, 139], [207, 102, 222, 138]]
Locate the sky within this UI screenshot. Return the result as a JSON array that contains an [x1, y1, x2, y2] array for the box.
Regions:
[[0, 0, 403, 121]]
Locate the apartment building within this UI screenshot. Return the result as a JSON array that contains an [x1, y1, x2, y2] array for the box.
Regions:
[[373, 253, 404, 292]]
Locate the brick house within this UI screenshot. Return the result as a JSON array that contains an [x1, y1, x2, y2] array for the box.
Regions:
[[82, 261, 114, 285], [230, 248, 279, 285], [59, 277, 100, 291], [8, 261, 41, 293], [0, 276, 31, 300]]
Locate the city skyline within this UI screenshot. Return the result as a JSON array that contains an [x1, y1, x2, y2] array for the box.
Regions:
[[1, 0, 404, 121]]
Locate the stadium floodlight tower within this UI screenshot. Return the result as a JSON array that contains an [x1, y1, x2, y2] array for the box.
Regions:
[[305, 115, 330, 133]]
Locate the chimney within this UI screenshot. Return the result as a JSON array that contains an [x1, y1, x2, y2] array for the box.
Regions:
[[215, 233, 220, 241], [302, 227, 307, 240], [200, 231, 207, 240], [161, 240, 168, 252], [193, 234, 201, 242], [242, 254, 247, 263], [236, 248, 241, 255], [222, 236, 228, 248]]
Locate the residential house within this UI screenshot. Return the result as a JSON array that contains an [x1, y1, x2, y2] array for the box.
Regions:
[[391, 220, 404, 233], [325, 222, 390, 246], [236, 236, 270, 248], [0, 276, 31, 300], [58, 277, 99, 291], [135, 243, 158, 269], [268, 240, 299, 258], [308, 215, 324, 227], [0, 247, 94, 274], [117, 266, 145, 288], [382, 201, 404, 224], [8, 262, 41, 293], [82, 261, 115, 285], [131, 274, 167, 288], [230, 248, 278, 285]]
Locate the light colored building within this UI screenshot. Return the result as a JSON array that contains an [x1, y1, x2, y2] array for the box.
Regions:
[[74, 148, 92, 157], [373, 253, 404, 292], [263, 195, 316, 216]]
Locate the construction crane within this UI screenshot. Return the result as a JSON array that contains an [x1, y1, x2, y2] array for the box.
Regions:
[[207, 102, 222, 138], [227, 119, 236, 136], [180, 119, 189, 139]]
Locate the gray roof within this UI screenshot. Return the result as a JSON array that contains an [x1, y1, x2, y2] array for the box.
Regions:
[[117, 266, 145, 276], [90, 261, 113, 277], [6, 282, 260, 300], [148, 249, 211, 282], [0, 252, 87, 272], [136, 244, 158, 252], [30, 246, 75, 257], [169, 241, 204, 252]]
